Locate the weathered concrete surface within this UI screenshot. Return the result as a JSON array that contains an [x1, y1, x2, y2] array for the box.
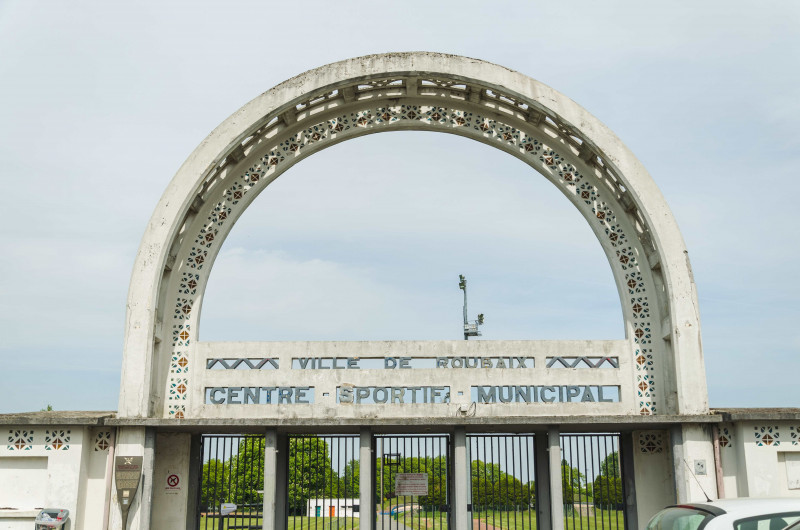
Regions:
[[119, 52, 708, 421], [0, 410, 115, 424]]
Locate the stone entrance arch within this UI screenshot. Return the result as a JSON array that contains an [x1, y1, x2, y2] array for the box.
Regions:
[[112, 53, 715, 530], [120, 52, 706, 421]]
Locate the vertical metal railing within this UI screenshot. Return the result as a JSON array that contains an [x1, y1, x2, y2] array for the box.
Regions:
[[560, 434, 625, 530], [287, 434, 360, 530], [467, 434, 537, 530], [197, 434, 265, 530], [375, 434, 450, 530]]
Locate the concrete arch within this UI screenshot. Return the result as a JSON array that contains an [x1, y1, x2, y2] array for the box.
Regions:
[[119, 52, 707, 419]]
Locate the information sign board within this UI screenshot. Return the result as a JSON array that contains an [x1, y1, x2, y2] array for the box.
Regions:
[[395, 473, 429, 496]]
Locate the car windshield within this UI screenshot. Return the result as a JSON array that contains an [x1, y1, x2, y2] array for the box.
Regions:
[[646, 507, 716, 530], [734, 513, 800, 530]]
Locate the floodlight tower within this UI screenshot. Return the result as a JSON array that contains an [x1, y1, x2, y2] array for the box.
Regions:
[[458, 274, 484, 340]]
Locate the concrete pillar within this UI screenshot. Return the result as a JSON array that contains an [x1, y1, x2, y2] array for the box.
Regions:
[[670, 425, 717, 503], [185, 434, 201, 530], [535, 432, 552, 530], [263, 429, 278, 530], [452, 428, 468, 530], [138, 427, 156, 530], [548, 427, 564, 530], [359, 428, 373, 530]]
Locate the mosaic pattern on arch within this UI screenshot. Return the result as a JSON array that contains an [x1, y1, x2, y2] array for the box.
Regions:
[[164, 102, 661, 417], [45, 429, 70, 451], [638, 431, 664, 454], [7, 429, 34, 450], [754, 425, 780, 447]]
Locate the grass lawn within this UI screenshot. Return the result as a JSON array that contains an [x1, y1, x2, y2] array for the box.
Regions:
[[402, 511, 449, 530], [199, 515, 360, 529], [474, 510, 538, 530], [468, 509, 624, 530]]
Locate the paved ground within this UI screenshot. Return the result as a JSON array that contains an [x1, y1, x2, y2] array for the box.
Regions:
[[376, 512, 415, 530]]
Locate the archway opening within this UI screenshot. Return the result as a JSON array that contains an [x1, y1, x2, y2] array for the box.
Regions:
[[200, 131, 623, 341]]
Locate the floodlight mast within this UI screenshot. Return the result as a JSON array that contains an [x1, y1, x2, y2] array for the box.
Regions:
[[458, 274, 484, 340]]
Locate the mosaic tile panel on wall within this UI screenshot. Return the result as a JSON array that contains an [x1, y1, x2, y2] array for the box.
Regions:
[[94, 431, 111, 451], [718, 426, 734, 448], [45, 429, 70, 451], [7, 429, 34, 451], [163, 94, 662, 418], [754, 425, 780, 447], [638, 431, 665, 454]]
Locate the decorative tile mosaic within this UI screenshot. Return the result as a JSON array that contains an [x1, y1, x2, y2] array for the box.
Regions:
[[754, 425, 780, 447], [718, 426, 733, 448], [7, 429, 34, 451], [638, 431, 664, 454], [163, 97, 664, 417], [45, 429, 70, 451], [791, 426, 799, 446], [94, 431, 111, 451]]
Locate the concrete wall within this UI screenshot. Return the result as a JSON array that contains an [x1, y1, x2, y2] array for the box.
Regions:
[[719, 421, 800, 498], [0, 425, 113, 530], [632, 430, 675, 529], [151, 433, 192, 530]]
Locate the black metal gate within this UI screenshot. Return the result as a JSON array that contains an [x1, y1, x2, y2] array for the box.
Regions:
[[196, 434, 265, 530], [560, 433, 626, 530], [375, 434, 451, 530], [467, 433, 538, 530], [286, 434, 360, 530]]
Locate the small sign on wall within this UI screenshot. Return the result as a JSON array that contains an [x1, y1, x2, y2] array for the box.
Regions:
[[395, 473, 428, 496], [164, 471, 182, 495]]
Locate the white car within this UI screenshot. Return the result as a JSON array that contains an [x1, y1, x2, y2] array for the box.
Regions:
[[646, 498, 800, 530]]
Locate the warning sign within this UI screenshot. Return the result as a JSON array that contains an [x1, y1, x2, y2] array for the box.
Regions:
[[395, 473, 428, 496], [165, 472, 181, 494]]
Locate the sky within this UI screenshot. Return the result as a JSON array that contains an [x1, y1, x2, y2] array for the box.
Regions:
[[0, 1, 798, 413]]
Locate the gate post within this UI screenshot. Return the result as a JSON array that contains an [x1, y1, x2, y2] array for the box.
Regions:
[[620, 432, 639, 530], [452, 427, 468, 530], [263, 429, 278, 530], [275, 433, 288, 530], [548, 427, 564, 530], [535, 432, 552, 530], [359, 428, 373, 530]]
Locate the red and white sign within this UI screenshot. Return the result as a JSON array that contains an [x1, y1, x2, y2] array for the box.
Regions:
[[165, 472, 181, 494], [395, 473, 428, 496]]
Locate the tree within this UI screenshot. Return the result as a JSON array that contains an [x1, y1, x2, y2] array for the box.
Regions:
[[600, 452, 621, 478], [342, 459, 359, 497], [200, 459, 229, 510], [228, 437, 265, 504], [288, 437, 339, 514], [593, 475, 623, 509], [561, 460, 586, 503]]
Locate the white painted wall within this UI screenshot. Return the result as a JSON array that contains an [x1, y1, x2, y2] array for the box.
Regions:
[[720, 421, 800, 498], [0, 425, 113, 530], [632, 430, 675, 529]]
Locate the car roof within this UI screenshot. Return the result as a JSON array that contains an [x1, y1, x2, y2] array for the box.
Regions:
[[686, 498, 800, 517]]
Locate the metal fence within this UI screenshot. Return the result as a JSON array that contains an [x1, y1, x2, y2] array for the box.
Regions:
[[197, 434, 265, 530], [287, 434, 360, 530], [375, 434, 451, 530], [467, 433, 537, 530], [560, 433, 625, 530]]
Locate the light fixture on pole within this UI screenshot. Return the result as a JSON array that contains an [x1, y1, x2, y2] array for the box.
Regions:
[[458, 274, 484, 340]]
